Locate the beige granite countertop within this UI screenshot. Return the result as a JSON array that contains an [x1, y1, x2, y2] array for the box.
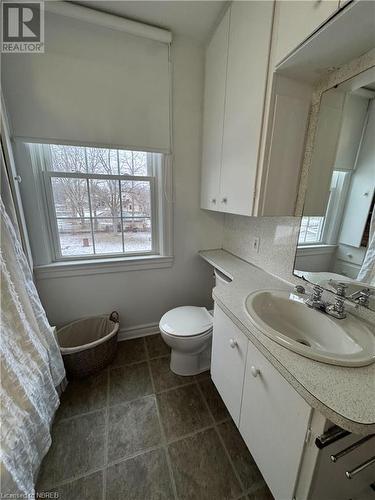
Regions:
[[199, 249, 375, 435]]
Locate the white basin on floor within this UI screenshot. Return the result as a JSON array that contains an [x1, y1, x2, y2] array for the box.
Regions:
[[244, 290, 375, 367]]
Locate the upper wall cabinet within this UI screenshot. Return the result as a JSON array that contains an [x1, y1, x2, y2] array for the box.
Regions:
[[201, 1, 274, 216], [219, 2, 274, 216], [273, 0, 340, 65], [201, 9, 230, 211]]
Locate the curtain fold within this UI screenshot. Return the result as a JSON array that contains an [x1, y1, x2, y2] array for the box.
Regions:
[[0, 198, 65, 495], [357, 208, 375, 284]]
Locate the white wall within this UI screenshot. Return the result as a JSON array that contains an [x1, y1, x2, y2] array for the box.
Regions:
[[19, 36, 224, 331]]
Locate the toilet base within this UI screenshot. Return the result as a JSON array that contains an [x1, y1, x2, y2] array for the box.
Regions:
[[170, 345, 211, 376]]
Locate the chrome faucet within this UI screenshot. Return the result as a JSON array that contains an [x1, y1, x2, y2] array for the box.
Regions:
[[305, 283, 347, 319], [350, 287, 372, 308], [325, 283, 347, 319], [305, 284, 325, 310]]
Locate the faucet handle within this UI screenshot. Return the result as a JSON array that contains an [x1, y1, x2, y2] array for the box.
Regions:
[[325, 295, 347, 319], [312, 284, 324, 299], [336, 282, 347, 298], [358, 288, 371, 307]]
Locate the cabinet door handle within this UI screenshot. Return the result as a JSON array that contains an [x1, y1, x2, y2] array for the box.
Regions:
[[221, 197, 227, 203], [251, 366, 260, 377], [211, 198, 216, 204], [229, 338, 237, 349]]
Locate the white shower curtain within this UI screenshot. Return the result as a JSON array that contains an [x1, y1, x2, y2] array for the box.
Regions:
[[0, 199, 65, 495], [357, 208, 375, 284]]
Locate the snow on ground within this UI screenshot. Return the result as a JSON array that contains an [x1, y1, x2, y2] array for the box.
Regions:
[[60, 231, 152, 256]]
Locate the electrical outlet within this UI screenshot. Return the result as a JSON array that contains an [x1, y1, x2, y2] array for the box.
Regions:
[[252, 237, 260, 253]]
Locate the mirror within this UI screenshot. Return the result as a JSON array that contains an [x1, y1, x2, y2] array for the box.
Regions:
[[294, 67, 375, 310]]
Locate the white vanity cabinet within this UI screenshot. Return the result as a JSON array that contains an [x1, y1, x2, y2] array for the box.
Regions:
[[211, 305, 248, 425], [240, 339, 312, 500], [273, 0, 340, 65], [212, 304, 375, 500]]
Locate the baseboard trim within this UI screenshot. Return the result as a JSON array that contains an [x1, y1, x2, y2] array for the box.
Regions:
[[118, 322, 160, 341]]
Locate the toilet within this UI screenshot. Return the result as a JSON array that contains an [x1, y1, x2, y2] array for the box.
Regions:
[[159, 306, 213, 376]]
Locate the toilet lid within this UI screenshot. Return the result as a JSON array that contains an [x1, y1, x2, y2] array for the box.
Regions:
[[160, 306, 213, 337]]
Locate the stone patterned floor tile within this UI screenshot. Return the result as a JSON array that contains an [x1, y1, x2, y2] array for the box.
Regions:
[[194, 370, 211, 381], [150, 356, 194, 392], [41, 471, 103, 500], [157, 384, 212, 441], [37, 411, 106, 489], [218, 420, 263, 490], [145, 334, 170, 359], [111, 338, 146, 367], [247, 484, 274, 500], [199, 378, 230, 422], [109, 361, 153, 405], [168, 428, 242, 500], [56, 370, 108, 421], [107, 396, 162, 463], [106, 448, 174, 500]]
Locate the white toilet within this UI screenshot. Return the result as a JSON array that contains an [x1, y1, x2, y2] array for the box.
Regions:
[[159, 306, 213, 376]]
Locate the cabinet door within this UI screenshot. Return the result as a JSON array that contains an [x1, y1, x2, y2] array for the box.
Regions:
[[274, 0, 339, 65], [240, 340, 311, 500], [339, 100, 375, 247], [259, 75, 312, 216], [211, 305, 248, 425], [220, 1, 273, 216], [200, 10, 230, 211]]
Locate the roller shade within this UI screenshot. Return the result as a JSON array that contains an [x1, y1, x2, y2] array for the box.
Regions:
[[2, 3, 172, 153]]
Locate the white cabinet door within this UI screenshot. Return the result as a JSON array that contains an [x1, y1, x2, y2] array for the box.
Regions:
[[339, 100, 375, 248], [200, 10, 230, 211], [211, 305, 248, 425], [274, 0, 339, 65], [258, 75, 312, 216], [240, 340, 311, 500], [220, 1, 273, 216]]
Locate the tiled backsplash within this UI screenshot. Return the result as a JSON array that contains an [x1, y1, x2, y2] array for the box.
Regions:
[[222, 214, 301, 282]]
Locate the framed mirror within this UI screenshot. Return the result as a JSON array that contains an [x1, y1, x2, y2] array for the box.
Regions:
[[294, 66, 375, 310]]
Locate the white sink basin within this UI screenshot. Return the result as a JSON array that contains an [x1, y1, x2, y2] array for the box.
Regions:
[[244, 290, 375, 367]]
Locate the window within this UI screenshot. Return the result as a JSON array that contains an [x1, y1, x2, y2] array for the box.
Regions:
[[298, 216, 325, 244], [298, 170, 350, 246], [31, 143, 164, 261]]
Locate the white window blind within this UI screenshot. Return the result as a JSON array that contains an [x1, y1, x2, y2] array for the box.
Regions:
[[2, 3, 172, 153]]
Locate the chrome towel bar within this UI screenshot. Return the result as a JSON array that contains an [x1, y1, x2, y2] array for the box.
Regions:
[[346, 456, 375, 479], [330, 435, 374, 463]]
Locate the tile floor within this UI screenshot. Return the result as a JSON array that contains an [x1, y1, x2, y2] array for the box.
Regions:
[[37, 334, 274, 500]]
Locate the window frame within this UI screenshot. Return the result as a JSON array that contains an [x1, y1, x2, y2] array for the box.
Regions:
[[298, 170, 351, 248], [298, 216, 325, 245], [34, 143, 162, 262]]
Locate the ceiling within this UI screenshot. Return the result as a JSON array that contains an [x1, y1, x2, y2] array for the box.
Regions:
[[73, 1, 227, 44]]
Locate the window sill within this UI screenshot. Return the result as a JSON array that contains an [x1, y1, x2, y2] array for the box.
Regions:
[[296, 244, 337, 256], [34, 255, 174, 280]]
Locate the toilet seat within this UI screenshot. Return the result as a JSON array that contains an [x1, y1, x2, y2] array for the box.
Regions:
[[159, 306, 213, 338]]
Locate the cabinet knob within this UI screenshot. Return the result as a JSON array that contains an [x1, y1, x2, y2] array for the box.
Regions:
[[250, 366, 260, 378], [229, 338, 237, 349], [211, 198, 216, 204], [221, 197, 227, 203]]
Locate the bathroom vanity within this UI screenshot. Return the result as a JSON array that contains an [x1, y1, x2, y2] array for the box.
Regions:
[[200, 249, 375, 500]]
